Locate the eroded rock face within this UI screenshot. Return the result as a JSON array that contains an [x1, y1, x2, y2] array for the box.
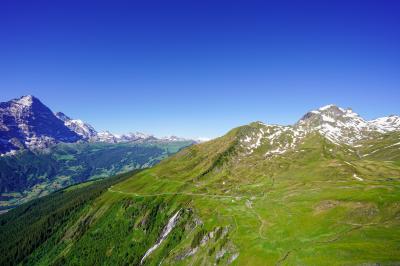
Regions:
[[0, 95, 82, 154]]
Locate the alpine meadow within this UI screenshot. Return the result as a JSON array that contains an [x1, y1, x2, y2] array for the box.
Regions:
[[1, 1, 400, 265]]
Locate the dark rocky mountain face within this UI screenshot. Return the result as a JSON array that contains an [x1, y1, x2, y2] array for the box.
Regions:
[[0, 95, 82, 154], [1, 95, 198, 155], [55, 111, 98, 140]]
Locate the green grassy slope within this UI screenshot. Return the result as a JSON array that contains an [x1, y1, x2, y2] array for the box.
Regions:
[[1, 123, 399, 265]]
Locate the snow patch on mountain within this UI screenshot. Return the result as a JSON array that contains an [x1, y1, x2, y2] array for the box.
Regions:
[[55, 112, 97, 139], [240, 126, 266, 154], [369, 115, 400, 133], [239, 104, 400, 158], [319, 104, 336, 111], [15, 95, 34, 107], [353, 173, 363, 181], [239, 124, 307, 157], [296, 105, 399, 145], [94, 131, 118, 143]]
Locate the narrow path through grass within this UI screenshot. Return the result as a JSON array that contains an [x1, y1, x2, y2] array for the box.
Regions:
[[108, 187, 246, 199]]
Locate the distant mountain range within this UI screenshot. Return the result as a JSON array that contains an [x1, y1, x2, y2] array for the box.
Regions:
[[0, 95, 197, 155]]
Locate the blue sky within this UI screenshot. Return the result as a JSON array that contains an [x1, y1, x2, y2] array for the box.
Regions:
[[1, 0, 399, 138]]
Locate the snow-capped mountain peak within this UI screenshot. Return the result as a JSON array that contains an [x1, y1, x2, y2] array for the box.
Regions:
[[295, 104, 372, 144], [240, 104, 400, 158], [160, 135, 188, 142], [297, 105, 400, 143], [369, 115, 400, 133], [0, 96, 82, 155], [318, 104, 338, 111], [94, 131, 118, 143], [299, 104, 364, 123], [14, 95, 35, 107], [121, 132, 154, 140], [55, 112, 97, 139]]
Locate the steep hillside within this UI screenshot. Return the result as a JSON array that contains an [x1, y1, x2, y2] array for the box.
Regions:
[[1, 105, 399, 265]]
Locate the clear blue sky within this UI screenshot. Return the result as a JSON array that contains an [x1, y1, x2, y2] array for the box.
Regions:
[[1, 0, 399, 138]]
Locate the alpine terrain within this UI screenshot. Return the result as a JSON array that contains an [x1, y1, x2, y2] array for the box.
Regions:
[[1, 105, 399, 265], [0, 95, 195, 155], [0, 95, 196, 212]]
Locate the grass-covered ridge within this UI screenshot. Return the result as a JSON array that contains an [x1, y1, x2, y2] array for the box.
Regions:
[[1, 122, 399, 265]]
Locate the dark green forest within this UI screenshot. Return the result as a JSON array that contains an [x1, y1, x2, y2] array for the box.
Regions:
[[0, 170, 140, 265]]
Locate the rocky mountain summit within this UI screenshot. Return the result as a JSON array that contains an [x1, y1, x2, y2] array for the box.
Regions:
[[0, 95, 82, 155], [55, 112, 97, 140], [239, 104, 400, 157], [0, 95, 195, 155], [296, 104, 400, 144]]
